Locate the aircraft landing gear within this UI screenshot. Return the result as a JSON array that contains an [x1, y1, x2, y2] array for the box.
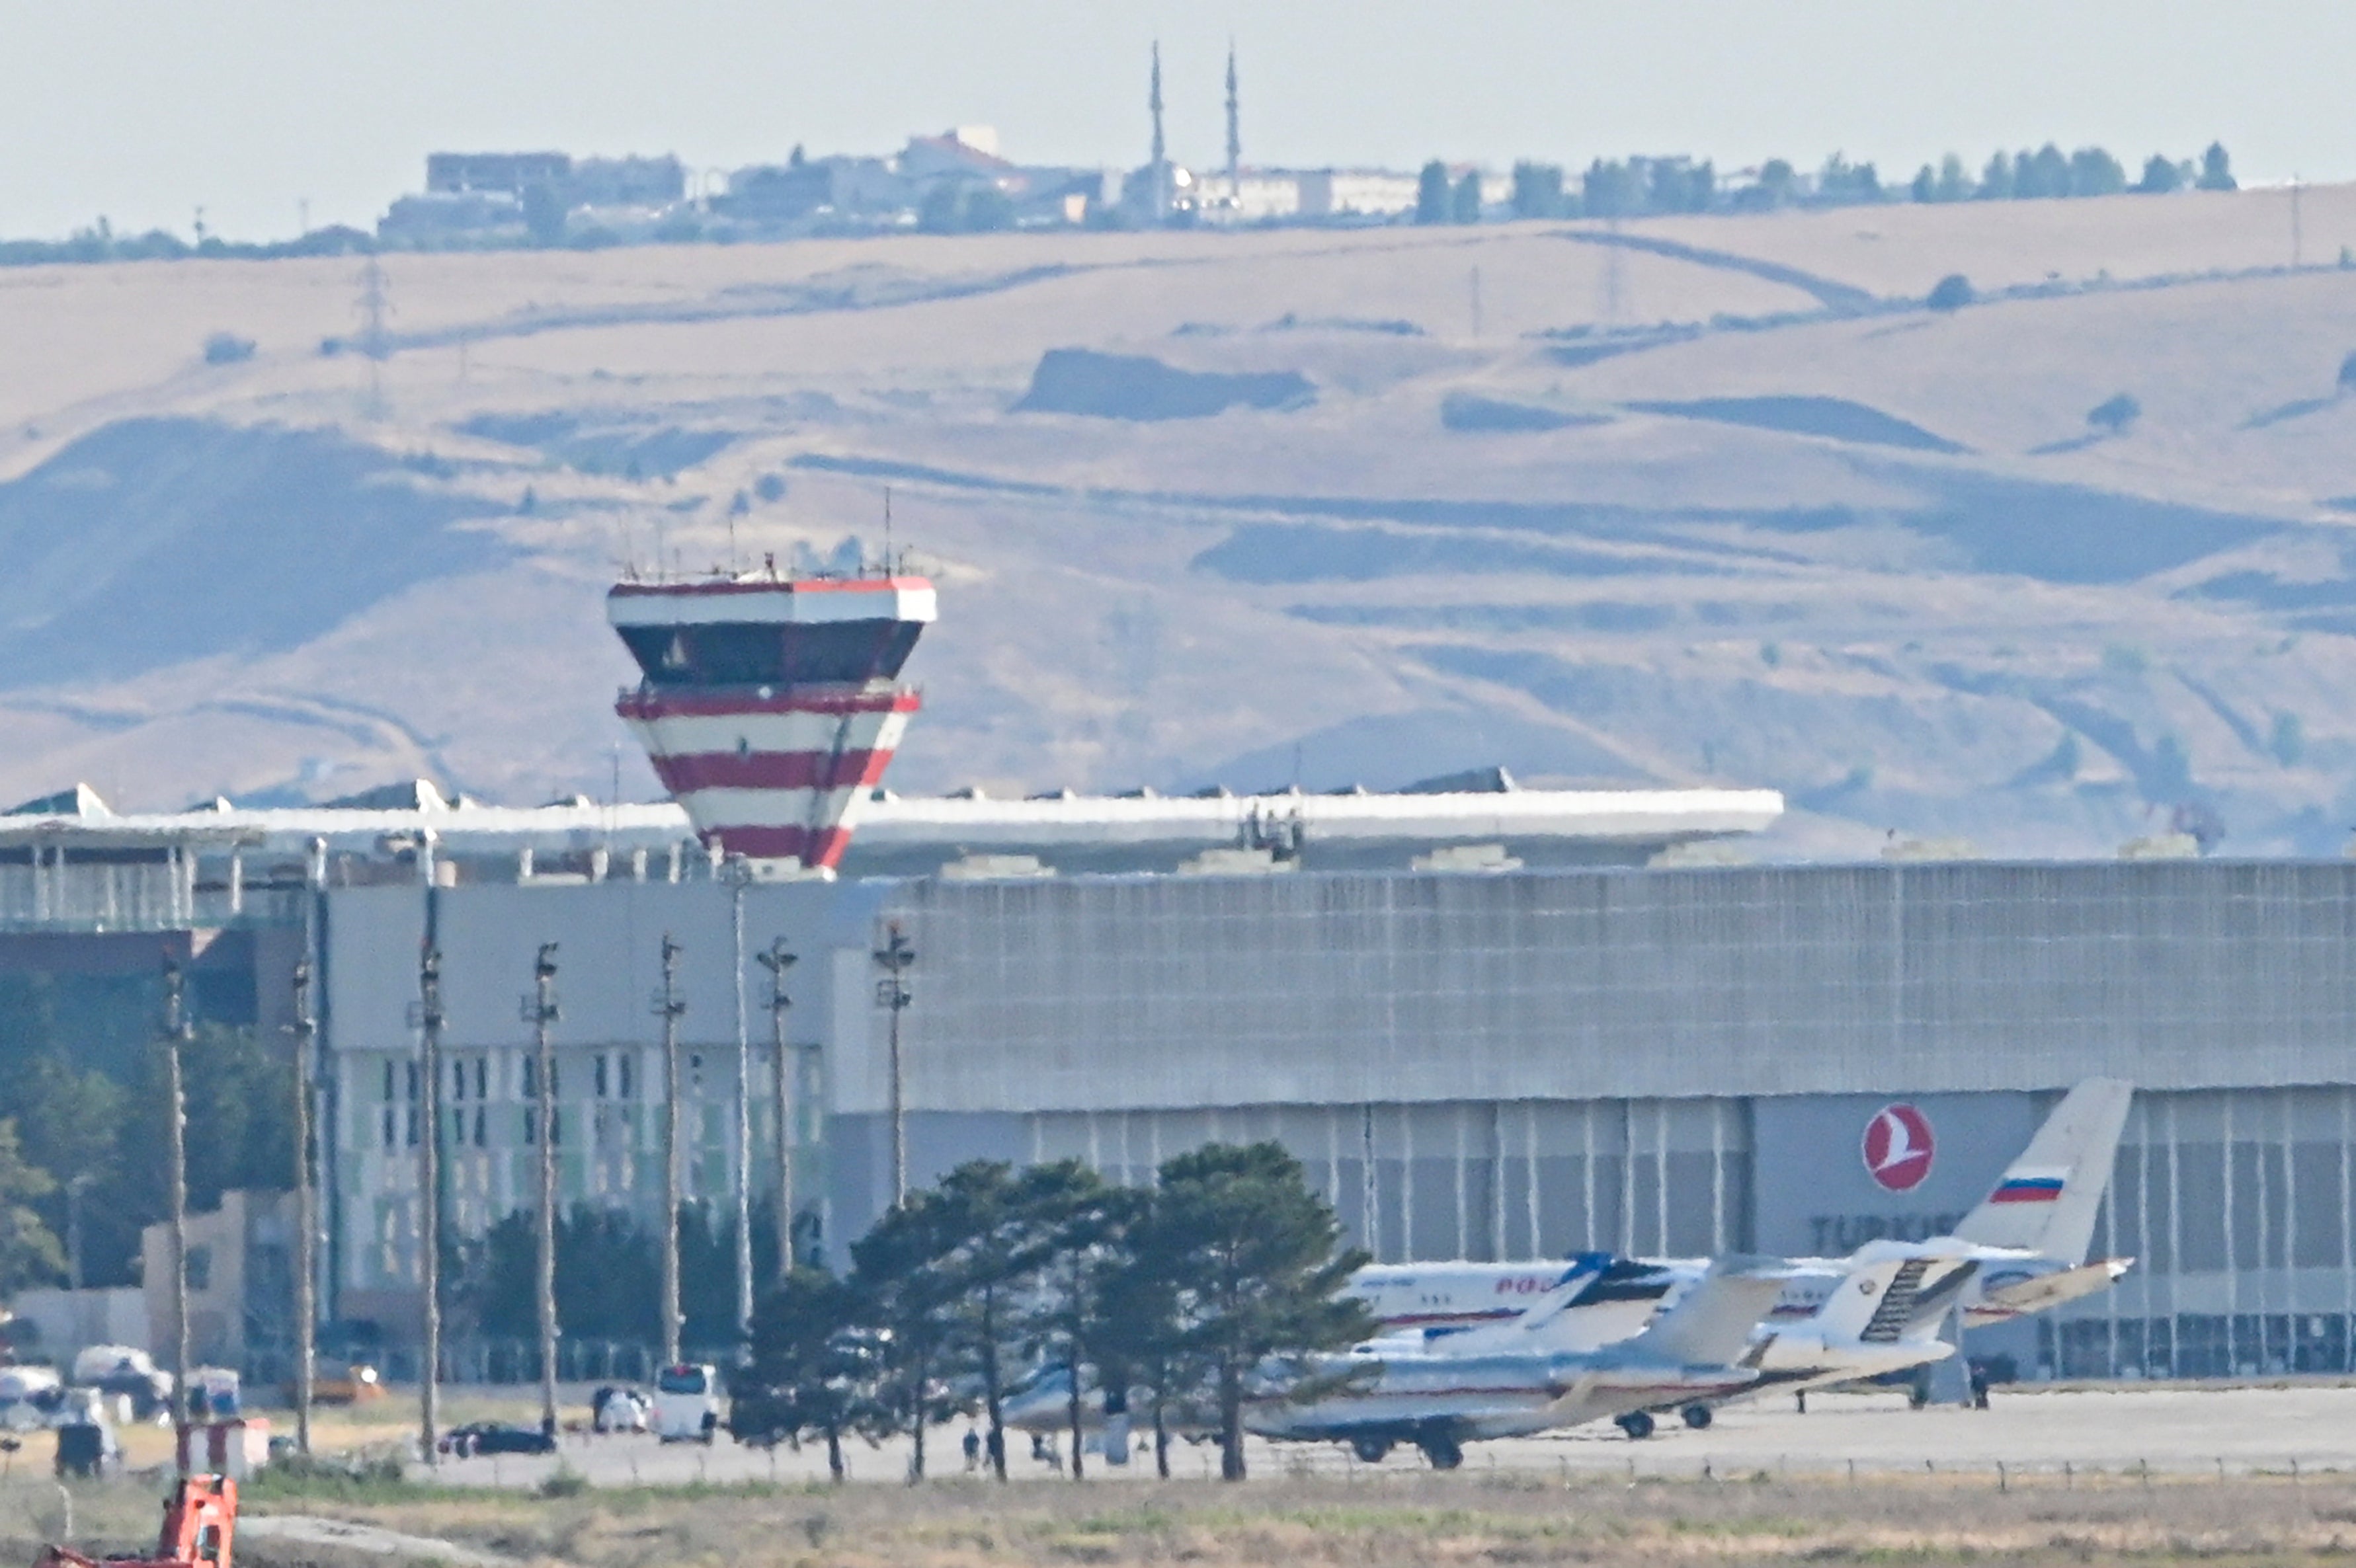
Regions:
[[1351, 1436, 1393, 1464], [1680, 1403, 1713, 1431], [1615, 1411, 1656, 1440], [1417, 1434, 1465, 1470]]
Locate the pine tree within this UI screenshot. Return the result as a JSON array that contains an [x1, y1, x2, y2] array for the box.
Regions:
[[0, 1118, 62, 1296], [1510, 161, 1565, 219], [2068, 147, 2127, 197], [731, 1267, 885, 1481], [2136, 154, 2185, 194], [927, 1159, 1098, 1480], [1093, 1192, 1198, 1479], [1415, 161, 1451, 225], [2197, 141, 2237, 191], [1026, 1173, 1139, 1479], [1133, 1142, 1371, 1481], [850, 1185, 970, 1480], [1451, 171, 1483, 224]]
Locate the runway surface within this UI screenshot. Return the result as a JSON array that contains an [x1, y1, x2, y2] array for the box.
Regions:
[[413, 1383, 2356, 1489]]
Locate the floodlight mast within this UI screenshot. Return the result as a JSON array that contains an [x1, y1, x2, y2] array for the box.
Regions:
[[159, 959, 192, 1457], [872, 923, 916, 1205], [653, 935, 687, 1366], [521, 944, 561, 1434], [756, 939, 799, 1281]]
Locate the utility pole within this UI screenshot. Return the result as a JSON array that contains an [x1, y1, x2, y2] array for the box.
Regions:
[[1224, 40, 1241, 207], [728, 866, 753, 1342], [159, 959, 192, 1451], [872, 922, 916, 1205], [413, 947, 444, 1464], [355, 256, 391, 421], [756, 939, 798, 1281], [288, 960, 317, 1457], [654, 935, 686, 1366], [1149, 41, 1168, 224], [524, 944, 561, 1436]]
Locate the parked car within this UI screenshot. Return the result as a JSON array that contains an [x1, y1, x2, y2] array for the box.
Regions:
[[591, 1385, 649, 1433], [288, 1360, 384, 1407], [71, 1347, 173, 1423], [0, 1366, 61, 1431], [440, 1421, 555, 1458]]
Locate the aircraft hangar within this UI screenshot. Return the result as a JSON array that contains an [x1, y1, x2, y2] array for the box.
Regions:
[[308, 837, 2356, 1385], [3, 777, 2347, 1384]]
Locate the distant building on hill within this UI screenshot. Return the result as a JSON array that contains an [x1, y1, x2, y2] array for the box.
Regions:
[[391, 151, 688, 243], [378, 189, 523, 243], [1297, 169, 1423, 219], [567, 155, 687, 210], [717, 154, 908, 224], [426, 151, 571, 196], [382, 136, 1430, 245]]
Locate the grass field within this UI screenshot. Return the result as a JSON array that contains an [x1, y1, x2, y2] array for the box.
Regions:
[[17, 1465, 2356, 1568]]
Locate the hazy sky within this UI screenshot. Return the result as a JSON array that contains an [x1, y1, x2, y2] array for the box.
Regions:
[[3, 1, 2350, 241]]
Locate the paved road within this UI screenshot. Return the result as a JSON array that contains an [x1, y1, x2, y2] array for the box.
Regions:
[[414, 1384, 2356, 1489]]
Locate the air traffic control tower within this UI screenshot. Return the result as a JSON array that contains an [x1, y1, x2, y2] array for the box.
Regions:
[[608, 569, 936, 872]]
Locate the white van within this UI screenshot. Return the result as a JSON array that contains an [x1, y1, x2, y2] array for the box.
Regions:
[[653, 1364, 720, 1444]]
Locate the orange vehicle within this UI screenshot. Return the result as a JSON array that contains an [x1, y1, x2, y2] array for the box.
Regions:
[[293, 1362, 384, 1406], [36, 1475, 236, 1568]]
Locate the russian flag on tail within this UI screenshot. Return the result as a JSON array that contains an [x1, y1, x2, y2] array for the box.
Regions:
[[1987, 1170, 2066, 1204]]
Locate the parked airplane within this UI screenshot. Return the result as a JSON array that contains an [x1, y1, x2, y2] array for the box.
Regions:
[[1248, 1253, 1931, 1468], [1008, 1083, 2131, 1454], [1348, 1078, 2134, 1345]]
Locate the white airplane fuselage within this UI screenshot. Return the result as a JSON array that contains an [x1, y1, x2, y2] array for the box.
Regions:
[[1350, 1251, 2115, 1342], [1245, 1348, 1759, 1444]]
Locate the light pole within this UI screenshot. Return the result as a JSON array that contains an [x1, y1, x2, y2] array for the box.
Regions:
[[287, 959, 317, 1457], [756, 939, 797, 1280], [653, 935, 686, 1368], [159, 959, 192, 1451], [727, 862, 753, 1342], [522, 944, 561, 1436], [412, 947, 444, 1463], [871, 921, 916, 1205]]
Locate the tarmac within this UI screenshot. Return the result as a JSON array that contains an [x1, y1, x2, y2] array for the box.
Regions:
[[411, 1382, 2356, 1489]]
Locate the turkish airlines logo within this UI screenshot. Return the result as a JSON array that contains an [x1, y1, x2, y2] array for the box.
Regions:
[[1862, 1103, 1935, 1192]]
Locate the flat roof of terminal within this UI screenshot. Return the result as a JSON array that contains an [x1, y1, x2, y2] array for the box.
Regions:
[[0, 775, 1783, 857]]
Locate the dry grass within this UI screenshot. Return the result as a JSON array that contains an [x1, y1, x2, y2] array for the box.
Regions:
[[101, 1469, 2356, 1568]]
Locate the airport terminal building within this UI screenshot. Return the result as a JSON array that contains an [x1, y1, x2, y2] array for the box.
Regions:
[[7, 783, 2353, 1384]]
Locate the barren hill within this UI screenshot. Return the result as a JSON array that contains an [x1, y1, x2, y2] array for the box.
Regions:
[[7, 186, 2356, 857]]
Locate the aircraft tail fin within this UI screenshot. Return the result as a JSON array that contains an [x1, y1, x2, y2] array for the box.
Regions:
[[1951, 1079, 2134, 1261], [1621, 1257, 1789, 1366]]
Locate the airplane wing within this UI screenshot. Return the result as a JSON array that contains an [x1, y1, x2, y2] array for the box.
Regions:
[[1951, 1078, 2133, 1262]]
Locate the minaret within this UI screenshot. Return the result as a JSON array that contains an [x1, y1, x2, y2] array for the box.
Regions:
[[1224, 41, 1241, 207], [1149, 40, 1168, 223]]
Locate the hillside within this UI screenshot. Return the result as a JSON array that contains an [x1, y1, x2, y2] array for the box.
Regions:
[[5, 186, 2356, 857]]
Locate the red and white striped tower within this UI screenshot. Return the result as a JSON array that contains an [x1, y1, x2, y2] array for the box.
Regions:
[[609, 572, 936, 872]]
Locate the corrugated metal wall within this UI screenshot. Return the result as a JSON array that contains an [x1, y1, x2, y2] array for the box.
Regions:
[[881, 862, 2356, 1113]]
